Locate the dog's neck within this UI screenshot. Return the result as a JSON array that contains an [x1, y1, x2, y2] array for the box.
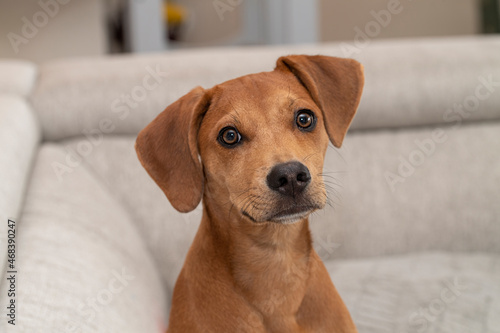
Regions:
[[199, 194, 313, 321]]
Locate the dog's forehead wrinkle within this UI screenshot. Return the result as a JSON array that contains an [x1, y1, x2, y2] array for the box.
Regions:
[[229, 113, 241, 126], [289, 96, 305, 108]]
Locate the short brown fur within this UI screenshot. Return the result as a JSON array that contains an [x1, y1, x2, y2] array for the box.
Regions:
[[136, 55, 364, 332]]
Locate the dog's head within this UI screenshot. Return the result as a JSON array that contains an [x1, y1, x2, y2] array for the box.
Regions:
[[136, 55, 364, 224]]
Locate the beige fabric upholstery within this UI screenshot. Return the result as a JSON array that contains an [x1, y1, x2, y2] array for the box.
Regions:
[[0, 96, 39, 220], [0, 145, 167, 333], [31, 36, 500, 140], [0, 95, 40, 286], [328, 252, 500, 333]]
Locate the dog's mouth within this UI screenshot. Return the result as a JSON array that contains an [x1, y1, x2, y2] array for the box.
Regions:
[[268, 205, 319, 224], [242, 203, 320, 224]]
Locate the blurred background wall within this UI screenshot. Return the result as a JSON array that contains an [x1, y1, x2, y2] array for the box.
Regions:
[[0, 0, 107, 63], [0, 0, 498, 64], [319, 0, 481, 41]]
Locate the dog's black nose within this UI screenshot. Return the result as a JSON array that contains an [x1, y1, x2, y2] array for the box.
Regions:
[[267, 161, 311, 197]]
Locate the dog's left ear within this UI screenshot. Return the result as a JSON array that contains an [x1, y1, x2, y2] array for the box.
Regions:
[[276, 55, 364, 148]]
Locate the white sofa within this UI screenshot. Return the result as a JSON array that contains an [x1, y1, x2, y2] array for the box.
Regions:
[[1, 36, 500, 332]]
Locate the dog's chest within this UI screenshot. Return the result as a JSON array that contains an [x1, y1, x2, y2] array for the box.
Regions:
[[232, 245, 310, 318]]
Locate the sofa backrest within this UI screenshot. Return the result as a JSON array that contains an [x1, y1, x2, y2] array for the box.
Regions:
[[30, 36, 500, 140]]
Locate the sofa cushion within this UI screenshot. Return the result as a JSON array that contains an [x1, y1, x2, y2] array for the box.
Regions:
[[0, 60, 37, 96], [0, 145, 167, 333], [327, 252, 500, 333], [31, 36, 500, 140]]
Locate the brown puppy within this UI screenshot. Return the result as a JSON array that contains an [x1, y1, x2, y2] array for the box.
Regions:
[[136, 55, 364, 333]]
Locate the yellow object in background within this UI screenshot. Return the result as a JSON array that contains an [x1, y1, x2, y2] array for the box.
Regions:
[[164, 2, 186, 25]]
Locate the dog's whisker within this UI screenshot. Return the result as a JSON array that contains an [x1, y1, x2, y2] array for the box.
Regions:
[[238, 192, 277, 221], [245, 195, 266, 213], [322, 181, 344, 190], [320, 179, 344, 190], [317, 172, 347, 179], [327, 145, 347, 163], [240, 194, 266, 217], [238, 194, 257, 212], [323, 183, 342, 199], [319, 169, 347, 174], [233, 194, 253, 216], [317, 172, 343, 178], [225, 188, 254, 218], [317, 180, 343, 210], [321, 183, 342, 192]]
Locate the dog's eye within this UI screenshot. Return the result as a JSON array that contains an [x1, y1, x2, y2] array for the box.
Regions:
[[218, 127, 242, 147], [296, 110, 316, 131]]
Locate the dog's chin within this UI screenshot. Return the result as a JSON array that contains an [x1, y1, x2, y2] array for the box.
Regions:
[[242, 204, 321, 225], [269, 211, 311, 224]]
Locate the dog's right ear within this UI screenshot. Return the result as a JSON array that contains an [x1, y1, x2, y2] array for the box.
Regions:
[[135, 87, 210, 213]]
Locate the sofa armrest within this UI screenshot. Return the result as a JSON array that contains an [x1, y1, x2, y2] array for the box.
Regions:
[[0, 95, 40, 285], [0, 145, 168, 332]]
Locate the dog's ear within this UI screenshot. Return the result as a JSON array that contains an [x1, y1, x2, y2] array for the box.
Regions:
[[276, 55, 364, 148], [135, 87, 210, 213]]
